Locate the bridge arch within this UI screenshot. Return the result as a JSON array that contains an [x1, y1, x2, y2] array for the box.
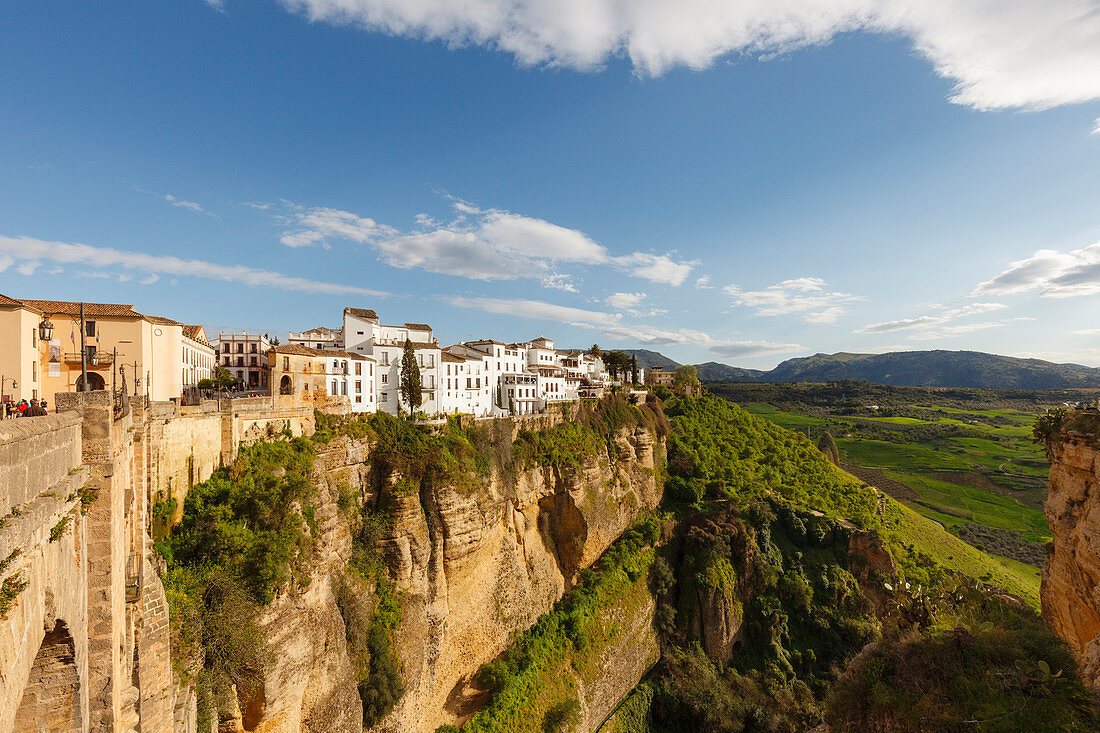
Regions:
[[13, 619, 82, 732]]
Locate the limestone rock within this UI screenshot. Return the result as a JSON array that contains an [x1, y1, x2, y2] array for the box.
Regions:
[[1042, 434, 1100, 686]]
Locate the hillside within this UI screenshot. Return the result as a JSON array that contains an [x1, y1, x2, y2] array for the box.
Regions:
[[765, 350, 1100, 389], [626, 348, 1100, 389], [621, 349, 681, 371]]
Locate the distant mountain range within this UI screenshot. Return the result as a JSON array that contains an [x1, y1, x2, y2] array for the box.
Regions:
[[621, 349, 1100, 390]]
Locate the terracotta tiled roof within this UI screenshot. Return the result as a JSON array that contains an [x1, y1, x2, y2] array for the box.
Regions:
[[271, 344, 325, 357], [344, 307, 379, 320], [404, 323, 432, 331], [145, 314, 182, 326], [182, 325, 203, 339], [441, 352, 464, 363], [0, 293, 32, 309], [19, 299, 144, 318], [324, 350, 371, 361]]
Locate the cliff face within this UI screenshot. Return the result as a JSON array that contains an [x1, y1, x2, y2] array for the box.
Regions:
[[382, 424, 662, 731], [242, 415, 664, 732], [1042, 434, 1100, 686]]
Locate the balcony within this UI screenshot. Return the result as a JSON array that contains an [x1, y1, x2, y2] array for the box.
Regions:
[[63, 351, 114, 367]]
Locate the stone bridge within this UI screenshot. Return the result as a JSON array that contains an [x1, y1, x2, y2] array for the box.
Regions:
[[0, 393, 316, 732]]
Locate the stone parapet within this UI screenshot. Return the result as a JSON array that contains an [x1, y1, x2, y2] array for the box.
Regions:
[[0, 412, 82, 516]]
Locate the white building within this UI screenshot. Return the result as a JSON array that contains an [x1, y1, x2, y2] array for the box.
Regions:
[[440, 349, 493, 416], [213, 332, 271, 390], [342, 307, 441, 415], [181, 325, 216, 398], [322, 350, 376, 413], [289, 326, 342, 350]]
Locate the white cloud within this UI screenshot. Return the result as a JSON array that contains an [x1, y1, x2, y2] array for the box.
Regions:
[[0, 235, 386, 297], [603, 291, 667, 317], [694, 275, 712, 289], [605, 292, 645, 310], [611, 252, 696, 286], [857, 302, 1007, 334], [445, 295, 620, 328], [1092, 117, 1100, 135], [599, 323, 802, 358], [15, 261, 40, 276], [725, 277, 863, 323], [278, 200, 696, 286], [0, 255, 14, 273], [280, 0, 1100, 111], [907, 320, 1006, 341], [156, 193, 215, 216], [972, 242, 1100, 298], [281, 207, 396, 248]]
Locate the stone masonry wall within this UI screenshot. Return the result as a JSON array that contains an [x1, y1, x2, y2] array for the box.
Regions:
[[0, 413, 90, 733]]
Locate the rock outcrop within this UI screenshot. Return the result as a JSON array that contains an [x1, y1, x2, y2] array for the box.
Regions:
[[241, 411, 664, 732], [1042, 432, 1100, 686]]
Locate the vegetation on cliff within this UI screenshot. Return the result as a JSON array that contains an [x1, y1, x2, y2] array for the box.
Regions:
[[456, 516, 661, 733], [601, 392, 1096, 732]]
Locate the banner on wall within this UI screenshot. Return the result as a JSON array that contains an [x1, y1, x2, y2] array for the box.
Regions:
[[49, 339, 61, 377]]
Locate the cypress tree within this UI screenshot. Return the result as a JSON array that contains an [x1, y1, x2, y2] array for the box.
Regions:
[[817, 430, 840, 466], [399, 340, 422, 414]]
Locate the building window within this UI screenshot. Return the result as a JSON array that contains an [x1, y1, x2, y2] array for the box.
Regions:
[[381, 353, 389, 366], [250, 344, 257, 353], [355, 380, 361, 393], [381, 392, 388, 402], [341, 382, 347, 396], [283, 357, 290, 370], [32, 360, 37, 382], [85, 320, 96, 337], [381, 374, 388, 384], [250, 357, 257, 366], [355, 395, 362, 403], [331, 380, 337, 395], [222, 343, 229, 353], [355, 362, 361, 376], [31, 327, 37, 347]]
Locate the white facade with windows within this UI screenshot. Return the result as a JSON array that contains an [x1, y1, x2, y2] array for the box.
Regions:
[[440, 350, 493, 416], [213, 332, 271, 390], [342, 307, 440, 415], [181, 325, 216, 397], [323, 351, 376, 413], [289, 326, 343, 350]]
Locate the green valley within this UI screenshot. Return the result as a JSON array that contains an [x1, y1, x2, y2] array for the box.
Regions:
[[711, 381, 1091, 571]]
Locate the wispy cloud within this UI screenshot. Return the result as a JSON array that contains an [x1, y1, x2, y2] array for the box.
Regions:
[[1092, 118, 1100, 135], [145, 190, 216, 216], [972, 242, 1100, 298], [694, 275, 713, 290], [277, 199, 697, 286], [603, 291, 667, 317], [857, 302, 1007, 336], [445, 295, 619, 328], [724, 277, 862, 323], [280, 0, 1100, 112], [0, 235, 386, 297]]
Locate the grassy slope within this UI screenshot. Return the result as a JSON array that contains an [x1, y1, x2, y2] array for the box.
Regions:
[[740, 403, 1050, 546], [877, 497, 1039, 606]]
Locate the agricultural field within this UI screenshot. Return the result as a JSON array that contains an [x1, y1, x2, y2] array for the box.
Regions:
[[713, 382, 1095, 569]]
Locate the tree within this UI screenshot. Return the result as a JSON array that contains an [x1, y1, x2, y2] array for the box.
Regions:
[[399, 341, 422, 414], [271, 336, 281, 346], [817, 430, 840, 466], [589, 344, 601, 358], [631, 355, 638, 385], [213, 367, 237, 391], [672, 365, 699, 392]]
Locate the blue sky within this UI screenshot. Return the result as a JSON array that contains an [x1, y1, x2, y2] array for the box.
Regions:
[[2, 0, 1100, 368]]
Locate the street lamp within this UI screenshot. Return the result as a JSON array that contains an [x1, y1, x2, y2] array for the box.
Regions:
[[38, 314, 54, 341]]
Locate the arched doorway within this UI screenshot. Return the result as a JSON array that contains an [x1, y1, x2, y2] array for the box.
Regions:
[[14, 620, 82, 732], [75, 372, 106, 391], [279, 375, 293, 395]]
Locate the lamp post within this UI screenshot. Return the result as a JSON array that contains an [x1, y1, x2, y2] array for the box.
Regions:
[[79, 302, 89, 391], [0, 376, 16, 405], [38, 314, 53, 341]]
